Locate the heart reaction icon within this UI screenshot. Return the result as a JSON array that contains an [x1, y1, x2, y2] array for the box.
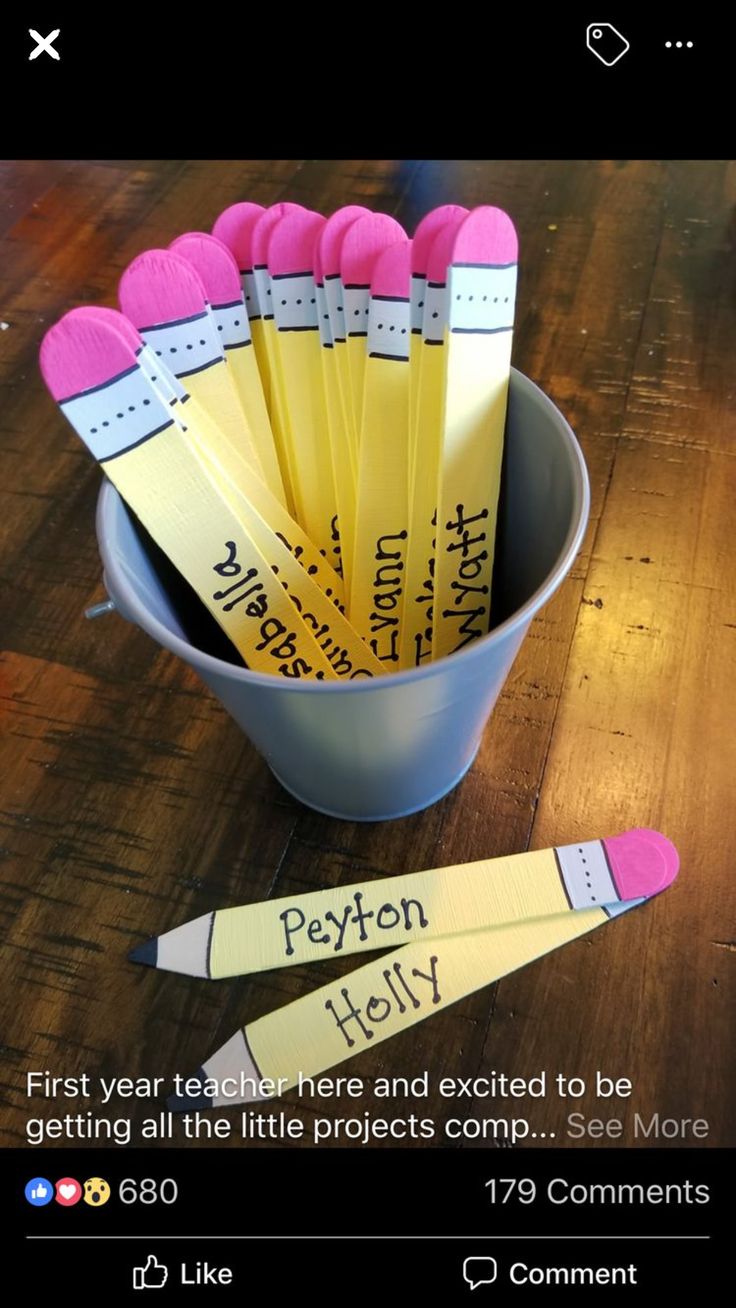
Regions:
[[55, 1177, 83, 1207]]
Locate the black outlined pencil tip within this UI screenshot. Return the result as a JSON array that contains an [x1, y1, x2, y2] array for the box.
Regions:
[[128, 937, 158, 968]]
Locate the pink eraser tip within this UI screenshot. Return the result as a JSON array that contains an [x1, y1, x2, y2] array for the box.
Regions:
[[603, 829, 680, 900], [251, 203, 307, 266], [426, 213, 470, 284], [62, 305, 144, 350], [341, 213, 407, 285], [211, 202, 265, 270], [371, 239, 412, 298], [170, 232, 242, 304], [267, 210, 326, 277], [119, 249, 208, 328], [412, 204, 468, 274], [318, 205, 371, 277], [452, 206, 519, 266], [40, 314, 136, 401]]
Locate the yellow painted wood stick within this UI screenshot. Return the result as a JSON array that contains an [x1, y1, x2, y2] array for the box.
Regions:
[[101, 304, 346, 611], [319, 206, 370, 491], [251, 203, 311, 516], [408, 206, 467, 502], [170, 231, 287, 506], [314, 228, 358, 590], [176, 444, 380, 681], [118, 249, 266, 484], [168, 825, 679, 1107], [349, 241, 412, 667], [433, 207, 519, 661], [340, 212, 407, 471], [212, 201, 268, 393], [401, 214, 467, 668], [212, 201, 299, 518], [91, 310, 372, 675], [267, 209, 342, 574], [40, 314, 336, 680], [130, 829, 678, 979]]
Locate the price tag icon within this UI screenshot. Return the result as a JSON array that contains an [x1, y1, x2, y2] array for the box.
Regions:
[[586, 22, 630, 66]]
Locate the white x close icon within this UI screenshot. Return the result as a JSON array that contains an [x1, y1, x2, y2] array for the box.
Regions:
[[28, 29, 61, 61]]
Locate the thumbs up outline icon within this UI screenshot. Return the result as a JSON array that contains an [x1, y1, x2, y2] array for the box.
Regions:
[[133, 1254, 168, 1290]]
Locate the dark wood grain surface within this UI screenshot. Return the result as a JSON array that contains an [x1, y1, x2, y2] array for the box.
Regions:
[[1, 159, 734, 1149]]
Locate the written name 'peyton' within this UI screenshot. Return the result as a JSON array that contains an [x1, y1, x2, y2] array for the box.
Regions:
[[279, 889, 429, 957]]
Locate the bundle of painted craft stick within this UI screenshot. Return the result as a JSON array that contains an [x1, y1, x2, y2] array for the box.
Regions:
[[40, 202, 518, 681]]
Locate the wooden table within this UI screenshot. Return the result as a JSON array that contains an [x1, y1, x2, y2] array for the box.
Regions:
[[1, 160, 733, 1150]]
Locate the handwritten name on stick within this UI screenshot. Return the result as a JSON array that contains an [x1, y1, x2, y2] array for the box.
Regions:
[[441, 505, 491, 648], [325, 955, 440, 1048], [212, 540, 326, 676], [280, 890, 428, 956]]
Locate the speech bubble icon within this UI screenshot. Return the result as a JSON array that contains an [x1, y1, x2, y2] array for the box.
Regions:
[[463, 1256, 497, 1290]]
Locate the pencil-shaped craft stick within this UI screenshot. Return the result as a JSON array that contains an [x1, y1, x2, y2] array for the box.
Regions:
[[313, 239, 357, 590], [211, 202, 267, 389], [148, 376, 382, 680], [339, 212, 407, 467], [118, 249, 265, 481], [167, 830, 678, 1108], [319, 205, 371, 484], [74, 311, 374, 676], [131, 828, 677, 978], [116, 269, 346, 609], [40, 315, 337, 680], [349, 240, 412, 666], [400, 213, 468, 668], [408, 205, 468, 494], [212, 202, 298, 516], [433, 207, 518, 661], [267, 208, 341, 573], [170, 231, 286, 505], [250, 203, 309, 508]]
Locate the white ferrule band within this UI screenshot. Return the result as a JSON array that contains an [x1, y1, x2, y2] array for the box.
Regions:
[[212, 298, 252, 348], [447, 263, 517, 333], [410, 273, 427, 333], [324, 276, 347, 342], [343, 285, 370, 337], [138, 346, 186, 403], [140, 315, 223, 376], [315, 283, 333, 347], [271, 272, 319, 331], [367, 296, 410, 359], [242, 271, 260, 320], [61, 366, 174, 461], [555, 840, 620, 909], [253, 267, 273, 320], [422, 283, 448, 343]]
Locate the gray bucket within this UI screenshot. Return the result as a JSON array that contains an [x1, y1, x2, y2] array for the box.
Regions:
[[95, 368, 589, 821]]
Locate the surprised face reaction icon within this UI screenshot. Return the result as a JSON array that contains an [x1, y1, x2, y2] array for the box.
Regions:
[[83, 1177, 111, 1207]]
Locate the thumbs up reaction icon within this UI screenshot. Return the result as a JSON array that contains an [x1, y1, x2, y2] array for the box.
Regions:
[[25, 1177, 53, 1207], [133, 1255, 168, 1290]]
